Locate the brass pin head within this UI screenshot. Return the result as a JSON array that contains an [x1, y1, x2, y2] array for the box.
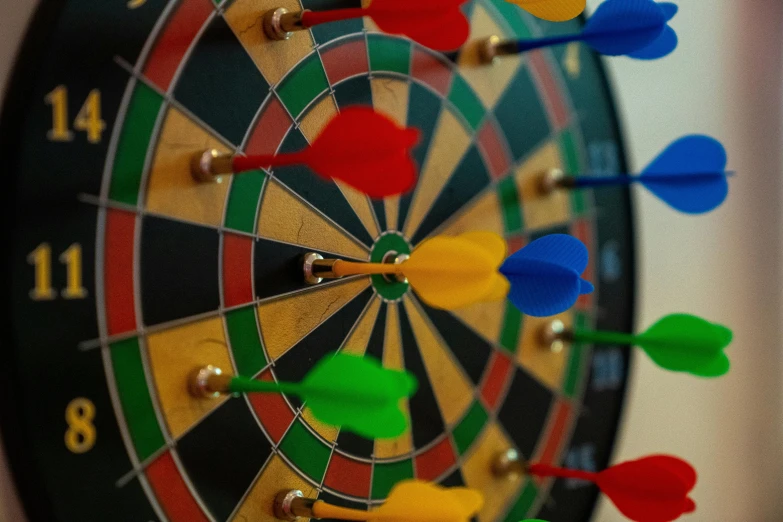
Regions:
[[188, 365, 231, 398], [539, 167, 565, 195], [274, 489, 316, 521], [263, 7, 306, 40], [492, 448, 526, 478], [539, 319, 572, 354], [479, 35, 502, 64], [191, 149, 232, 182]]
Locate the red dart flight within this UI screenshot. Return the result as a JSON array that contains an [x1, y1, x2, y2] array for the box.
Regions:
[[529, 455, 697, 522], [301, 0, 471, 51], [232, 107, 420, 199]]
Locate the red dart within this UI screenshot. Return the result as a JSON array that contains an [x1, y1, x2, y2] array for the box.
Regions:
[[268, 0, 470, 52], [195, 107, 420, 199], [528, 455, 697, 522]]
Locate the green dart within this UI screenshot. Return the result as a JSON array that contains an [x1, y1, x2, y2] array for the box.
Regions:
[[189, 352, 418, 439], [542, 313, 733, 378]]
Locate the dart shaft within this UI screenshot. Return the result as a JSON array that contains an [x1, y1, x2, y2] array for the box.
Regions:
[[514, 33, 582, 53], [312, 500, 373, 521], [302, 8, 365, 27], [332, 260, 403, 277], [232, 152, 308, 173], [528, 463, 598, 482], [228, 377, 301, 395], [572, 330, 637, 346]]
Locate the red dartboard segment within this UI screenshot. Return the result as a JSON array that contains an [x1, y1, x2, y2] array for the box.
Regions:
[[571, 219, 594, 310], [477, 118, 512, 180], [480, 351, 514, 410], [320, 39, 370, 85], [222, 233, 254, 308], [411, 48, 454, 96], [105, 209, 137, 336], [535, 400, 574, 472], [245, 97, 293, 156], [323, 451, 372, 498], [528, 50, 570, 131], [146, 452, 210, 522], [414, 436, 458, 482], [143, 0, 214, 92], [506, 234, 528, 256], [246, 370, 296, 443]]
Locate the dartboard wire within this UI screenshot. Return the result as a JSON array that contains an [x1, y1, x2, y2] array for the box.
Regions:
[[114, 55, 238, 153], [76, 271, 367, 352], [76, 193, 368, 263], [225, 451, 277, 521], [422, 126, 585, 241]]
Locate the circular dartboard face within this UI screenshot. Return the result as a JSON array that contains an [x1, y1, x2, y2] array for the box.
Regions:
[[1, 0, 635, 521]]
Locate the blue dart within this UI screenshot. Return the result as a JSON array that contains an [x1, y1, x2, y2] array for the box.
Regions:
[[480, 0, 678, 63], [500, 234, 594, 318], [549, 135, 730, 215]]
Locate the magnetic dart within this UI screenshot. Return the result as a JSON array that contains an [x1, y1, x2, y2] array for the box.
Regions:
[[304, 232, 592, 316], [505, 0, 585, 22], [274, 480, 483, 522], [262, 0, 471, 51], [189, 352, 417, 439], [192, 107, 420, 199], [544, 313, 733, 377], [543, 135, 730, 215], [527, 455, 697, 522], [480, 0, 678, 63]]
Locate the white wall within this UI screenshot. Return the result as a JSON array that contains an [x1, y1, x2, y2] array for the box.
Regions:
[[589, 1, 783, 520]]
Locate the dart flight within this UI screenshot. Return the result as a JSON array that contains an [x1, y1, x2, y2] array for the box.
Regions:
[[483, 0, 678, 62], [304, 480, 483, 522], [561, 135, 729, 214], [500, 234, 593, 317], [528, 455, 697, 522], [192, 107, 419, 199], [191, 352, 417, 439], [505, 0, 585, 22], [265, 0, 471, 51], [307, 232, 592, 316]]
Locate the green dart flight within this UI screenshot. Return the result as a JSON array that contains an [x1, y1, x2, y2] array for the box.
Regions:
[[571, 313, 733, 377], [190, 352, 417, 439]]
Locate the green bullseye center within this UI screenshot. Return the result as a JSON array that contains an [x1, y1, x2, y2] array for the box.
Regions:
[[370, 232, 412, 302]]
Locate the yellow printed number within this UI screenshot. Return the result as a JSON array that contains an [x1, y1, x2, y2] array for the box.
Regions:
[[65, 398, 96, 454], [563, 43, 581, 79], [45, 86, 105, 143], [27, 242, 88, 301]]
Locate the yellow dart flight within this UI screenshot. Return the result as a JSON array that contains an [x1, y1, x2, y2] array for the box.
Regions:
[[508, 0, 585, 21]]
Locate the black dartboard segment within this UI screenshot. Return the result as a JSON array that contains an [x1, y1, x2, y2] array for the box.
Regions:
[[1, 1, 633, 521]]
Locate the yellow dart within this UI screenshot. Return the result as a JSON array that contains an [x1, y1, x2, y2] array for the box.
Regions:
[[303, 232, 508, 310], [275, 480, 483, 522], [508, 0, 586, 22]]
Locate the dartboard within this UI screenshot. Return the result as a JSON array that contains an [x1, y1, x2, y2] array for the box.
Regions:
[[0, 0, 634, 521]]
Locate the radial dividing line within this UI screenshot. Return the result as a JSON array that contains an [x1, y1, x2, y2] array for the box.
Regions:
[[77, 276, 367, 352]]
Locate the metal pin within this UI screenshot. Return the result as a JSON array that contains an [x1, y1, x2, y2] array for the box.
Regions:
[[492, 448, 526, 478], [274, 490, 317, 521], [263, 8, 308, 40], [539, 319, 574, 354], [479, 35, 520, 64], [191, 149, 233, 182], [188, 365, 232, 398]]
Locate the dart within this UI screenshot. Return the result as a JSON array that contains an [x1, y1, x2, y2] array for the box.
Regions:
[[274, 480, 483, 522], [191, 107, 420, 199], [506, 0, 585, 22], [541, 313, 733, 377], [479, 0, 678, 64], [500, 234, 593, 317], [188, 352, 417, 439], [526, 455, 697, 522], [540, 135, 730, 215], [261, 0, 470, 52], [303, 232, 592, 316]]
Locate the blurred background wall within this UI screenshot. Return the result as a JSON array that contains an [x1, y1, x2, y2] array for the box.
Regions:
[[588, 0, 783, 520], [2, 0, 783, 520]]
